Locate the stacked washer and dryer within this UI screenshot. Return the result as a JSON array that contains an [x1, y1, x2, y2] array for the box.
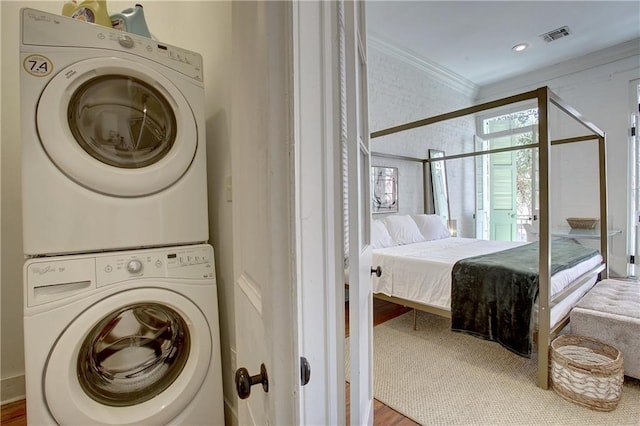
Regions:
[[20, 8, 223, 425]]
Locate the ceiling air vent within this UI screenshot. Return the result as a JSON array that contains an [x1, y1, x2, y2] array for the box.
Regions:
[[540, 26, 571, 43]]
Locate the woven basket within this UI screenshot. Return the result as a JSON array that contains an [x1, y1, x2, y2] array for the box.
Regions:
[[566, 217, 599, 229], [550, 334, 624, 411]]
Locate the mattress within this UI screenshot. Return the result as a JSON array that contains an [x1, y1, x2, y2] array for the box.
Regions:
[[372, 237, 602, 327]]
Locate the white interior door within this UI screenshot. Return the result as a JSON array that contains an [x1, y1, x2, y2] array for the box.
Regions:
[[231, 3, 297, 424], [343, 1, 374, 424]]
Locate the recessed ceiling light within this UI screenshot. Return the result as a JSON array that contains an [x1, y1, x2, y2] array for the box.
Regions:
[[512, 43, 529, 52]]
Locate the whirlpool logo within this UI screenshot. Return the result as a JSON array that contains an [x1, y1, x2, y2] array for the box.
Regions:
[[32, 265, 65, 275]]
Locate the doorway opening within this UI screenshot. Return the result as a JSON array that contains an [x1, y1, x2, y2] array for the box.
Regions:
[[475, 107, 539, 242]]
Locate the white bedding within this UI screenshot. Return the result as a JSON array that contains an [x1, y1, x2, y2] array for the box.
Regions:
[[372, 237, 602, 326]]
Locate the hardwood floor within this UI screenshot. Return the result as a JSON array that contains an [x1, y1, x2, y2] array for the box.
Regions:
[[346, 381, 420, 426], [1, 299, 415, 426], [346, 297, 413, 336], [0, 400, 26, 426], [346, 298, 417, 425]]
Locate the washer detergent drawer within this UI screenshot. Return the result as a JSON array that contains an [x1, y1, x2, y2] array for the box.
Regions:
[[25, 257, 96, 307]]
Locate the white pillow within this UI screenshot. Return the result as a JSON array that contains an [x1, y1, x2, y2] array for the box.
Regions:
[[382, 215, 424, 245], [412, 214, 451, 241], [371, 220, 394, 249]]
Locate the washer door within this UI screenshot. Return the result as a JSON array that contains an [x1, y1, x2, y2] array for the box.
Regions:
[[36, 57, 198, 197], [45, 288, 211, 425]]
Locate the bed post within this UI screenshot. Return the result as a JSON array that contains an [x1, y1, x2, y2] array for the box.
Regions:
[[598, 135, 609, 278], [536, 87, 552, 389]]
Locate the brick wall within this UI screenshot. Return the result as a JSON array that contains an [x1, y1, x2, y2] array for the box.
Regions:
[[368, 40, 477, 236]]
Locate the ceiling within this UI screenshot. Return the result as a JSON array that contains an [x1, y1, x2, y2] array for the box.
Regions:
[[366, 1, 640, 87]]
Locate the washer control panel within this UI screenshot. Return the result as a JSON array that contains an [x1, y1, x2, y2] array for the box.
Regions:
[[25, 245, 215, 307], [96, 245, 215, 287]]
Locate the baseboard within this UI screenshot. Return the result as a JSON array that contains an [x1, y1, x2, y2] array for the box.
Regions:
[[1, 374, 25, 405]]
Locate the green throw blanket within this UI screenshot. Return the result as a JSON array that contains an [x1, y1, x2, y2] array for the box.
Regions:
[[451, 240, 599, 357]]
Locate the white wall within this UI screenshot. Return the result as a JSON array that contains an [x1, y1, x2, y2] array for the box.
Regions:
[[478, 40, 640, 276], [0, 2, 237, 419], [367, 38, 478, 236]]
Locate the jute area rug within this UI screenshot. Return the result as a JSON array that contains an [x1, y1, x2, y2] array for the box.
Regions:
[[367, 311, 640, 425]]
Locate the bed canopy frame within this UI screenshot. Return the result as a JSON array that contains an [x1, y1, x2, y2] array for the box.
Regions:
[[370, 86, 609, 389]]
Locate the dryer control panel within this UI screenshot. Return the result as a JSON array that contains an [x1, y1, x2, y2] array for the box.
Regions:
[[21, 8, 203, 82]]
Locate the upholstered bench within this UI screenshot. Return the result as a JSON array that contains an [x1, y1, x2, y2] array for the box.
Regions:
[[570, 279, 640, 379]]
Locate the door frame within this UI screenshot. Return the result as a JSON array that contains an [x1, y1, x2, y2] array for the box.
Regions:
[[292, 1, 346, 424], [293, 2, 372, 422], [628, 79, 640, 277], [343, 0, 374, 424], [475, 109, 540, 242]]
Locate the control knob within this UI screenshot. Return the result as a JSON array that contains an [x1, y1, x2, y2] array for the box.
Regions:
[[127, 259, 143, 274], [118, 34, 135, 48]]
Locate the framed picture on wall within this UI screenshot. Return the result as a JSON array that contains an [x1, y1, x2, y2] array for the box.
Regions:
[[372, 166, 398, 214]]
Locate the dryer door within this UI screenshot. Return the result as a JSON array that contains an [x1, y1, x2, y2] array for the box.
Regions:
[[36, 57, 198, 197], [44, 288, 212, 425]]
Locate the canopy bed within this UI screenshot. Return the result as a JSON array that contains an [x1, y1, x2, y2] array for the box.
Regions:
[[369, 86, 609, 389]]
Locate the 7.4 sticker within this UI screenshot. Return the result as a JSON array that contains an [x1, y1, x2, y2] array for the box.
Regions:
[[24, 54, 53, 77]]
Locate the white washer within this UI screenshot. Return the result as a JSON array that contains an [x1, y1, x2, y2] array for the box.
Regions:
[[23, 244, 224, 425], [20, 8, 209, 256]]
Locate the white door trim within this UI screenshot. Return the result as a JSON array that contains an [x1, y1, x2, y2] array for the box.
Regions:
[[292, 1, 345, 424], [344, 1, 374, 424]]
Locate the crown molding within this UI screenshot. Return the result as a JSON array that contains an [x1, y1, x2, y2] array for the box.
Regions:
[[368, 35, 478, 98], [478, 38, 640, 100]]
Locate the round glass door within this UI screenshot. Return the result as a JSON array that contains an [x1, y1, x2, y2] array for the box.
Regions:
[[44, 288, 211, 425], [68, 76, 177, 169], [37, 57, 198, 197], [77, 303, 190, 407]]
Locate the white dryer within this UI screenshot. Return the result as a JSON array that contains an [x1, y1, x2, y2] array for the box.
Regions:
[[23, 244, 224, 425], [20, 8, 209, 256]]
